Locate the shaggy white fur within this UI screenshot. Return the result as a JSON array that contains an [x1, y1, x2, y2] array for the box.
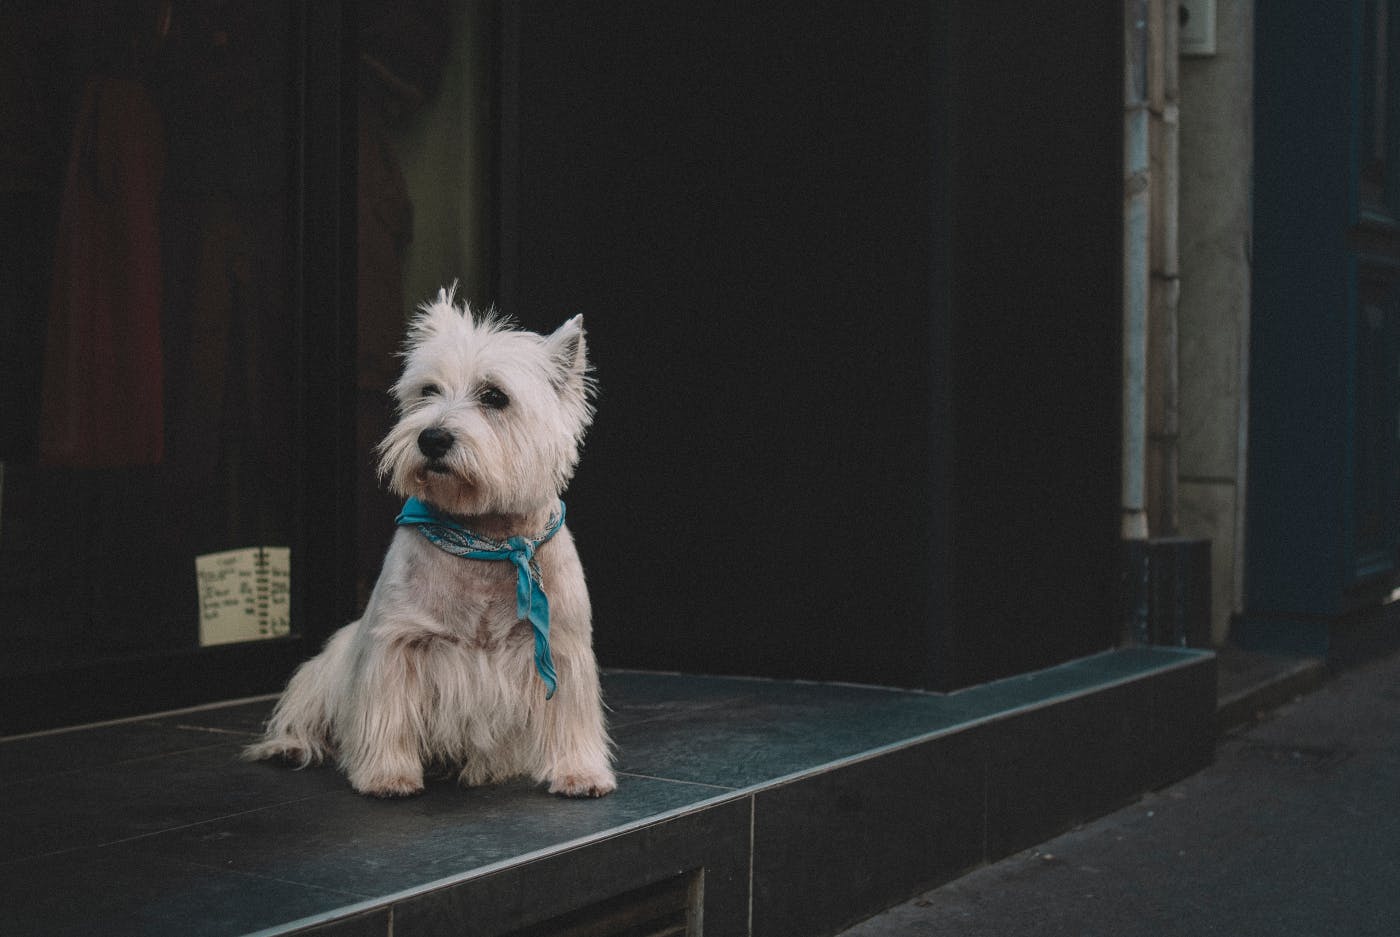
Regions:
[[244, 288, 615, 799]]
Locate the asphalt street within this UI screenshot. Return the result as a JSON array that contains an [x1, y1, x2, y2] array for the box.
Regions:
[[840, 648, 1400, 937]]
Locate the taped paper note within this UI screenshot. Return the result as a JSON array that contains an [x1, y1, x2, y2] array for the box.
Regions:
[[196, 547, 291, 646]]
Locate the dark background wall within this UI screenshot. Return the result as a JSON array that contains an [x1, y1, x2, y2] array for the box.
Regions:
[[498, 1, 1122, 690]]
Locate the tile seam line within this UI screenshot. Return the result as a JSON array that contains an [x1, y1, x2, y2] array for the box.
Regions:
[[614, 770, 735, 791], [747, 794, 756, 937], [233, 650, 1210, 936], [1, 693, 283, 742], [0, 789, 336, 868], [2, 739, 265, 790]]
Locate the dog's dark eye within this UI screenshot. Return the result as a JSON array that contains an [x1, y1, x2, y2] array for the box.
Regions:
[[420, 384, 442, 398], [479, 385, 510, 410]]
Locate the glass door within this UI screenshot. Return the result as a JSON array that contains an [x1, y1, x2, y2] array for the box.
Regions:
[[0, 2, 354, 733]]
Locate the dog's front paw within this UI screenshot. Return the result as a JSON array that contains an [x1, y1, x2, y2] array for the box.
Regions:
[[359, 777, 425, 798], [547, 768, 617, 799], [349, 769, 425, 799]]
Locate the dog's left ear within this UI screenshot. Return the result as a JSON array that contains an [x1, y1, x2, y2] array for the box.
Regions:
[[545, 314, 589, 397]]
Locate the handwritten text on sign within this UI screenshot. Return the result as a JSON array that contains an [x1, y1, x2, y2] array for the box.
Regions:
[[196, 547, 291, 646]]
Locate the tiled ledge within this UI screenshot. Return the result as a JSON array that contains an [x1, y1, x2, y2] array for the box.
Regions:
[[0, 647, 1215, 937]]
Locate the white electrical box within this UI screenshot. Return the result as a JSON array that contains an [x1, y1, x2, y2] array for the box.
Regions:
[[1180, 0, 1217, 57]]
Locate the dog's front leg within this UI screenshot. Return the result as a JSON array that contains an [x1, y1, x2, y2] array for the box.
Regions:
[[336, 636, 427, 797], [537, 644, 617, 798]]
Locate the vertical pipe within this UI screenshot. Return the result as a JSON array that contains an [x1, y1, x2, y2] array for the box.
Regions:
[[1147, 0, 1182, 536], [1123, 0, 1151, 541]]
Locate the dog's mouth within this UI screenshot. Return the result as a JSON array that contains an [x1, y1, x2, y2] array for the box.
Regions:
[[410, 464, 454, 488]]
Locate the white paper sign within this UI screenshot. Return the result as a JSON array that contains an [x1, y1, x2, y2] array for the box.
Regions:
[[196, 547, 291, 646]]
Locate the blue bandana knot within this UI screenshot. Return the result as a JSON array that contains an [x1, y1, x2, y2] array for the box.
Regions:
[[395, 497, 565, 698]]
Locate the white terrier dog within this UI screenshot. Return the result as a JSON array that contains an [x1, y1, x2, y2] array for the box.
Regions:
[[244, 288, 615, 799]]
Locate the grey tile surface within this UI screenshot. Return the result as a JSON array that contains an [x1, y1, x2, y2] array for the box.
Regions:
[[0, 847, 364, 937], [127, 772, 729, 900], [0, 717, 262, 786], [0, 647, 1213, 937]]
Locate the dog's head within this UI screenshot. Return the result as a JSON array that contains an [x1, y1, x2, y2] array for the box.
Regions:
[[377, 287, 594, 517]]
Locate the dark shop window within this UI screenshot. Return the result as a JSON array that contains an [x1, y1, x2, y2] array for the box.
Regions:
[[0, 2, 355, 734]]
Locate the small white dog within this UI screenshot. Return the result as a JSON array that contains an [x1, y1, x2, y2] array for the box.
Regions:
[[245, 288, 615, 799]]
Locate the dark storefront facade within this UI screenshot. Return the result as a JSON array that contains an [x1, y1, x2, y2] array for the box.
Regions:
[[2, 1, 1125, 735], [0, 6, 1232, 936], [3, 3, 356, 732]]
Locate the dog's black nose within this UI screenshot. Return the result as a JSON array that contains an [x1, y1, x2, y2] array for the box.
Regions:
[[417, 427, 454, 459]]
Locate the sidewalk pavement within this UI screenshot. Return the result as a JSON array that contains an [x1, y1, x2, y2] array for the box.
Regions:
[[838, 647, 1400, 937]]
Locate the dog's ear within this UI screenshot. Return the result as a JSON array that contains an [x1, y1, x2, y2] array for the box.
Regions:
[[545, 314, 590, 397]]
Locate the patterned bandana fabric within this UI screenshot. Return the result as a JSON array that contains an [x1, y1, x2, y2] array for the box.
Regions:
[[395, 497, 566, 698]]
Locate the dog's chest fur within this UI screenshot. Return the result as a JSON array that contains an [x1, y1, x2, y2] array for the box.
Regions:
[[375, 530, 531, 653]]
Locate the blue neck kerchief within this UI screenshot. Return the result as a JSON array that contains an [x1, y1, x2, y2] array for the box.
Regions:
[[395, 497, 566, 699]]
